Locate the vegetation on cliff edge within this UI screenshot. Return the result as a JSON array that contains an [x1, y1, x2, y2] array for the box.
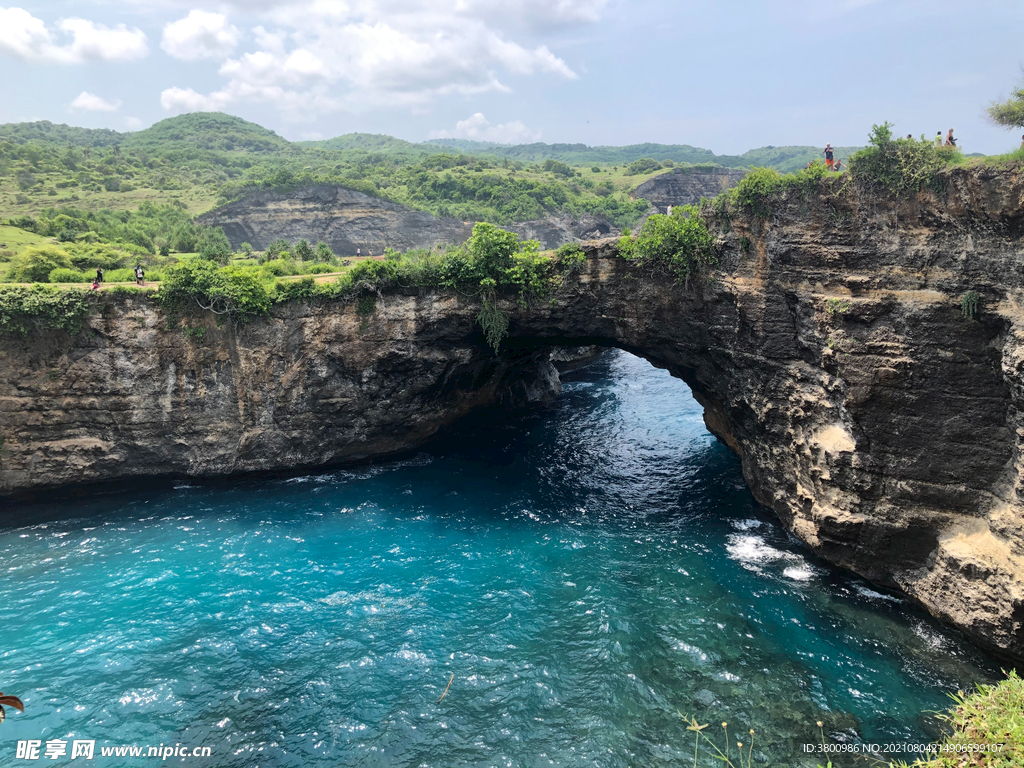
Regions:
[[893, 670, 1022, 767]]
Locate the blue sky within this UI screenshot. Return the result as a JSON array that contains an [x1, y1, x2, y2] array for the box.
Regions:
[[1, 0, 1022, 154]]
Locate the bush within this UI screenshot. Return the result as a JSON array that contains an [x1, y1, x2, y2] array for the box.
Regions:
[[157, 259, 271, 318], [307, 263, 334, 274], [8, 246, 72, 283], [0, 285, 91, 334], [730, 167, 785, 218], [315, 242, 333, 262], [104, 268, 136, 282], [618, 206, 717, 284], [848, 122, 964, 198], [260, 258, 298, 278], [624, 158, 663, 176], [48, 268, 88, 283], [274, 277, 316, 302]]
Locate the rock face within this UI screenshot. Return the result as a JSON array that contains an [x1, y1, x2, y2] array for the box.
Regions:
[[3, 164, 1024, 661], [198, 186, 475, 255], [632, 166, 746, 213], [199, 185, 617, 252], [508, 215, 617, 248]]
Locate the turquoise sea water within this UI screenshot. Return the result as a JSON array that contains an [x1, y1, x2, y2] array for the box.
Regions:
[[0, 350, 997, 767]]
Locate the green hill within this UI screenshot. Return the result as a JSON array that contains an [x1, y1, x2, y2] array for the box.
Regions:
[[299, 132, 442, 155], [123, 113, 291, 154], [0, 121, 124, 148]]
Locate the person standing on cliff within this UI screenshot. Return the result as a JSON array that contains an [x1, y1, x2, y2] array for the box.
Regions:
[[833, 158, 845, 172], [823, 143, 834, 170], [935, 131, 943, 148], [945, 129, 958, 148], [95, 267, 103, 283], [356, 248, 361, 258]]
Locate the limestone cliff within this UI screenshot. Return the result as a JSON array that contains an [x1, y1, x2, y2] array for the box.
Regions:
[[631, 166, 746, 213], [199, 185, 617, 252], [3, 163, 1024, 661], [197, 185, 474, 255]]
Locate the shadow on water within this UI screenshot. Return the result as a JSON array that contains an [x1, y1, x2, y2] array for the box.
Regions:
[[0, 349, 1001, 768]]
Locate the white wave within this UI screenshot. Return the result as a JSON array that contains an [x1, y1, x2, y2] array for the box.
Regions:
[[731, 519, 763, 531], [726, 534, 791, 564], [853, 584, 903, 603], [783, 566, 815, 581]]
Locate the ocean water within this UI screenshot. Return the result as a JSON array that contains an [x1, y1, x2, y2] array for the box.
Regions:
[[0, 350, 997, 767]]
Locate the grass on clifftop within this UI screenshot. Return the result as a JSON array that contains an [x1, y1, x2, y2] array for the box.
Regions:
[[893, 671, 1023, 768]]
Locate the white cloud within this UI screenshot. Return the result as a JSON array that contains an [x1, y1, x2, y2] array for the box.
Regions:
[[159, 0, 585, 119], [0, 8, 148, 64], [430, 112, 541, 144], [161, 10, 240, 61], [68, 91, 122, 112], [160, 85, 231, 112]]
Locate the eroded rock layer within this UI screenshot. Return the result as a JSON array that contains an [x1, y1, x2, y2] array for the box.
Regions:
[[631, 166, 746, 213], [3, 164, 1024, 659], [199, 185, 618, 252]]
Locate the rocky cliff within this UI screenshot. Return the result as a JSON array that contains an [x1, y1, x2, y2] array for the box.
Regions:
[[632, 166, 746, 213], [3, 164, 1024, 660], [197, 185, 474, 255], [199, 185, 617, 252]]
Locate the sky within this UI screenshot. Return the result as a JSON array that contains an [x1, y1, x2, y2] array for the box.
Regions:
[[1, 0, 1022, 155]]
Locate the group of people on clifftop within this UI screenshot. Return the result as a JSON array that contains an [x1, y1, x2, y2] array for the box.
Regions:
[[818, 129, 964, 173]]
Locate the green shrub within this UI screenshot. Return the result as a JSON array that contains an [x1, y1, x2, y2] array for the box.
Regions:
[[196, 227, 232, 264], [260, 258, 297, 277], [730, 167, 785, 218], [306, 263, 334, 274], [618, 206, 717, 284], [0, 285, 91, 334], [275, 277, 316, 302], [104, 268, 135, 283], [624, 158, 663, 176], [848, 122, 964, 198], [8, 246, 72, 283], [315, 242, 333, 262], [157, 259, 270, 318], [48, 268, 88, 283], [555, 242, 587, 272]]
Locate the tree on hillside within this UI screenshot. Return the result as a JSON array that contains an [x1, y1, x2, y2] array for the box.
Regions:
[[9, 246, 72, 283], [987, 79, 1024, 130], [197, 228, 232, 264], [315, 242, 333, 262], [294, 239, 313, 260]]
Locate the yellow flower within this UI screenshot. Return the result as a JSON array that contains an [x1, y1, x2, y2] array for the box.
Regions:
[[816, 721, 824, 728], [722, 722, 728, 728]]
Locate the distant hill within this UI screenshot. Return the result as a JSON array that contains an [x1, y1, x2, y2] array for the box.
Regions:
[[299, 133, 443, 157], [122, 113, 291, 154], [0, 121, 124, 148], [423, 138, 863, 173]]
